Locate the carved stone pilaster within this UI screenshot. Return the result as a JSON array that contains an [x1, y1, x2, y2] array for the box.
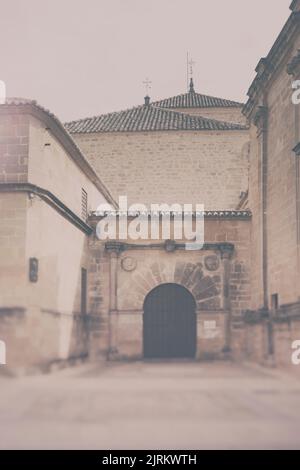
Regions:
[[107, 243, 120, 358], [219, 244, 234, 352], [219, 243, 234, 260], [109, 251, 118, 312]]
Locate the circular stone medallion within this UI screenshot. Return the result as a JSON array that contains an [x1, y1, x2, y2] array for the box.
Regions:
[[205, 255, 220, 271], [121, 256, 137, 272]]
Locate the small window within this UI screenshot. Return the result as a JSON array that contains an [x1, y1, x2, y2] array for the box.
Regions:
[[81, 188, 88, 221], [81, 268, 87, 315]]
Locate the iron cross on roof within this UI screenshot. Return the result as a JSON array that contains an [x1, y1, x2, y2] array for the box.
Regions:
[[188, 58, 196, 78], [143, 78, 152, 95], [186, 53, 196, 91]]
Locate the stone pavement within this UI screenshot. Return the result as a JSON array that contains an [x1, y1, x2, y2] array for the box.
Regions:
[[0, 360, 300, 450]]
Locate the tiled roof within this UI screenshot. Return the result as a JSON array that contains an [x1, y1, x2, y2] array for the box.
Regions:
[[153, 93, 242, 109], [152, 84, 243, 109], [65, 105, 247, 134]]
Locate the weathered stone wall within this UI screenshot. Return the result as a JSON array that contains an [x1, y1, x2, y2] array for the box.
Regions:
[[247, 31, 300, 310], [0, 108, 111, 373], [88, 216, 251, 361], [28, 116, 108, 218], [265, 39, 300, 306], [0, 113, 29, 183], [88, 242, 111, 358], [244, 322, 266, 363], [244, 318, 300, 374], [73, 130, 250, 210], [0, 192, 91, 373], [243, 6, 300, 370], [0, 193, 27, 307]]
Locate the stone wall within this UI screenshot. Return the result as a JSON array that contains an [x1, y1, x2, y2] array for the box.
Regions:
[[265, 37, 300, 306], [28, 115, 107, 219], [243, 4, 300, 370], [244, 317, 300, 374], [73, 130, 250, 210], [0, 113, 29, 183], [0, 106, 111, 373], [88, 215, 251, 361], [0, 191, 92, 373], [0, 193, 27, 307], [247, 22, 300, 311]]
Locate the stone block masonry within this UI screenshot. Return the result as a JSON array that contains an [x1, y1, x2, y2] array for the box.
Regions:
[[0, 114, 29, 183], [73, 130, 249, 211]]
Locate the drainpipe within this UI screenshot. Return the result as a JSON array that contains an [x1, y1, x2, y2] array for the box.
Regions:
[[254, 105, 273, 357]]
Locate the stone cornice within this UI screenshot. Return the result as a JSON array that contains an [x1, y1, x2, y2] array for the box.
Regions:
[[0, 101, 117, 209], [90, 210, 252, 220], [243, 11, 300, 119], [0, 182, 93, 235], [105, 240, 235, 257]]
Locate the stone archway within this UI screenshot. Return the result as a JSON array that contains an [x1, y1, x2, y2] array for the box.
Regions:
[[117, 255, 222, 312], [143, 283, 197, 359], [105, 242, 234, 360]]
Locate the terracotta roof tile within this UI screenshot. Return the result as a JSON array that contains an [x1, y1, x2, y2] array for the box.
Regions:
[[152, 90, 243, 109], [65, 105, 247, 134]]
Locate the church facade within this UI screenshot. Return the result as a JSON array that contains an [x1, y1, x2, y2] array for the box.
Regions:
[[0, 1, 300, 374]]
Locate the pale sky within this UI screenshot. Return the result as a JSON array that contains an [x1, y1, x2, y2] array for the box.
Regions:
[[0, 0, 292, 121]]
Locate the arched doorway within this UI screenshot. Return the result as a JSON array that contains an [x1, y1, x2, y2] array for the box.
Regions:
[[143, 283, 197, 359]]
